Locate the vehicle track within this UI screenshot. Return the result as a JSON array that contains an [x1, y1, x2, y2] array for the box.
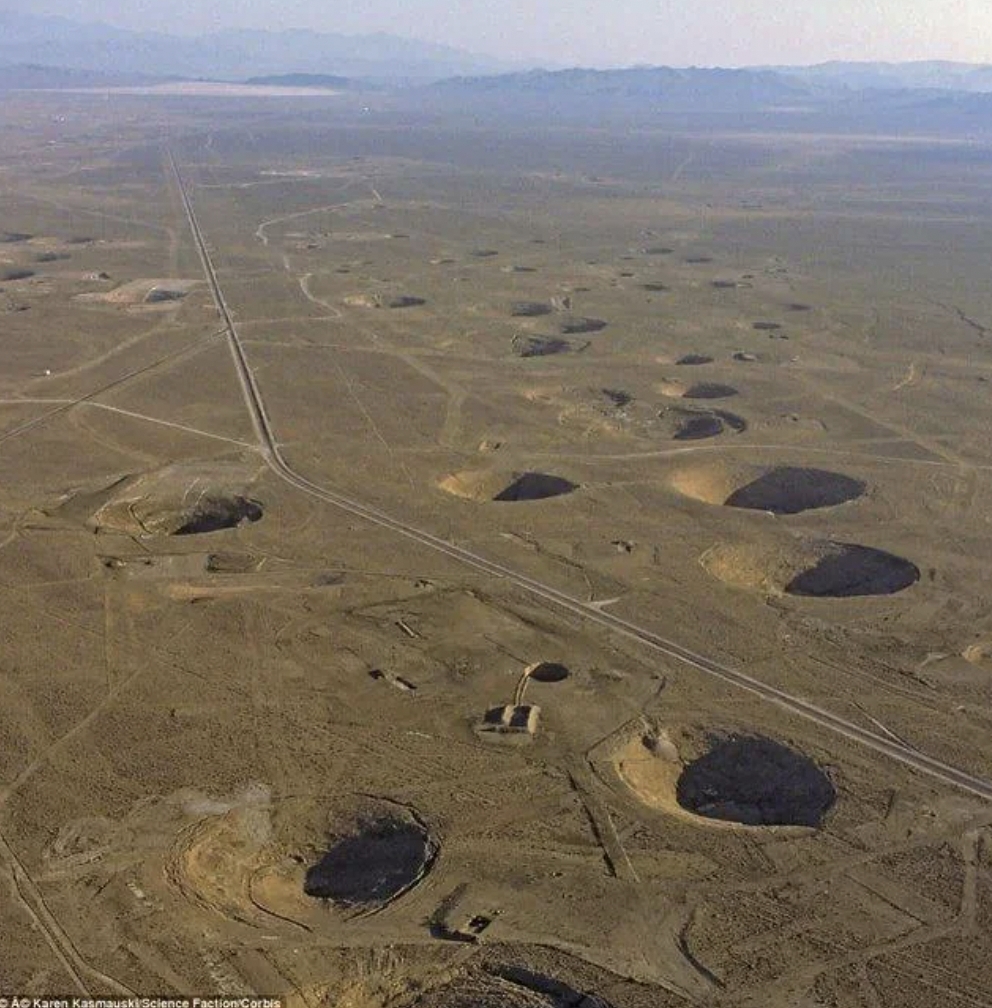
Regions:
[[169, 151, 992, 805]]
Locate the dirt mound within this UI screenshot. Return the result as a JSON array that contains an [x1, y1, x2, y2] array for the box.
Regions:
[[557, 316, 606, 334], [676, 735, 836, 827], [305, 811, 435, 907], [676, 354, 714, 365], [671, 463, 865, 514], [439, 469, 578, 503], [510, 300, 552, 317], [701, 539, 919, 597]]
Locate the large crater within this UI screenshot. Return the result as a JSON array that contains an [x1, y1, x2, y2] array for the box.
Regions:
[[439, 469, 578, 503], [304, 808, 435, 908], [174, 495, 263, 535], [676, 735, 836, 827], [702, 538, 920, 597], [671, 463, 866, 515]]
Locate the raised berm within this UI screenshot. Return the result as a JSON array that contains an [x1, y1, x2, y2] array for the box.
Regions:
[[83, 463, 263, 537], [670, 462, 866, 514], [701, 538, 920, 597], [614, 727, 835, 828], [439, 469, 578, 502]]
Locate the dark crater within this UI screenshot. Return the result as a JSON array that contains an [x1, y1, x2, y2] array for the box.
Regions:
[[683, 382, 738, 400], [557, 316, 607, 334], [1, 268, 34, 281], [641, 282, 668, 291], [601, 388, 632, 408], [684, 256, 714, 264], [677, 734, 836, 827], [725, 467, 866, 515], [667, 407, 747, 441], [470, 249, 499, 258], [643, 246, 673, 255], [528, 662, 570, 683], [383, 294, 426, 308], [753, 321, 782, 331], [304, 810, 436, 907], [786, 544, 920, 598], [173, 496, 263, 535], [676, 354, 714, 365], [512, 335, 580, 358], [494, 473, 578, 502], [0, 232, 32, 243], [510, 300, 552, 317]]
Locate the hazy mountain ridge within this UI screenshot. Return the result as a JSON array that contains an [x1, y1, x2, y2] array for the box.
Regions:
[[764, 60, 992, 94], [0, 9, 517, 82]]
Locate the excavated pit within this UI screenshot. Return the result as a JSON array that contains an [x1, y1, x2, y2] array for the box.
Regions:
[[676, 735, 836, 827], [1, 268, 34, 281], [304, 811, 436, 907], [173, 496, 263, 535], [677, 354, 714, 365], [702, 539, 920, 597], [672, 463, 865, 514], [726, 466, 866, 515]]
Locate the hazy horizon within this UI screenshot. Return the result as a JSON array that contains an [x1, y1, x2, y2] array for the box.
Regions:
[[9, 0, 992, 69]]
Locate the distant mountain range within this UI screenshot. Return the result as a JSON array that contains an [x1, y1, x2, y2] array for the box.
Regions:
[[764, 60, 992, 94], [0, 10, 520, 82]]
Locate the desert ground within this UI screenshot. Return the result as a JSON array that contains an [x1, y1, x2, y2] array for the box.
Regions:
[[1, 91, 992, 1006]]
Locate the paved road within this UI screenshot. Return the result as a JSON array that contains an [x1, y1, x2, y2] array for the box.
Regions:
[[169, 151, 992, 805]]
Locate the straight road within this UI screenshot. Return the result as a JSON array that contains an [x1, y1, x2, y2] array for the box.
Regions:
[[169, 151, 992, 804]]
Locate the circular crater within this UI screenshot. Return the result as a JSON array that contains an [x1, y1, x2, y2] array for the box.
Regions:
[[304, 810, 435, 907], [658, 407, 747, 442], [670, 463, 865, 514], [676, 735, 835, 827], [168, 793, 438, 930], [511, 335, 580, 358], [676, 354, 714, 366], [510, 300, 553, 317], [439, 469, 578, 503], [701, 539, 920, 597], [526, 662, 570, 683], [174, 496, 263, 535], [683, 382, 737, 400], [556, 316, 606, 334]]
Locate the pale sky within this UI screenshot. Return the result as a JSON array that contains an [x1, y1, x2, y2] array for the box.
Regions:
[[16, 0, 992, 67]]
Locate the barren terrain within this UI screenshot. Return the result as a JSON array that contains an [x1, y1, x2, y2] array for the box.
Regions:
[[1, 92, 991, 1005]]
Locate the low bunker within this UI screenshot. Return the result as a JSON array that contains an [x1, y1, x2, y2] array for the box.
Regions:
[[304, 808, 436, 907], [676, 735, 836, 827]]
